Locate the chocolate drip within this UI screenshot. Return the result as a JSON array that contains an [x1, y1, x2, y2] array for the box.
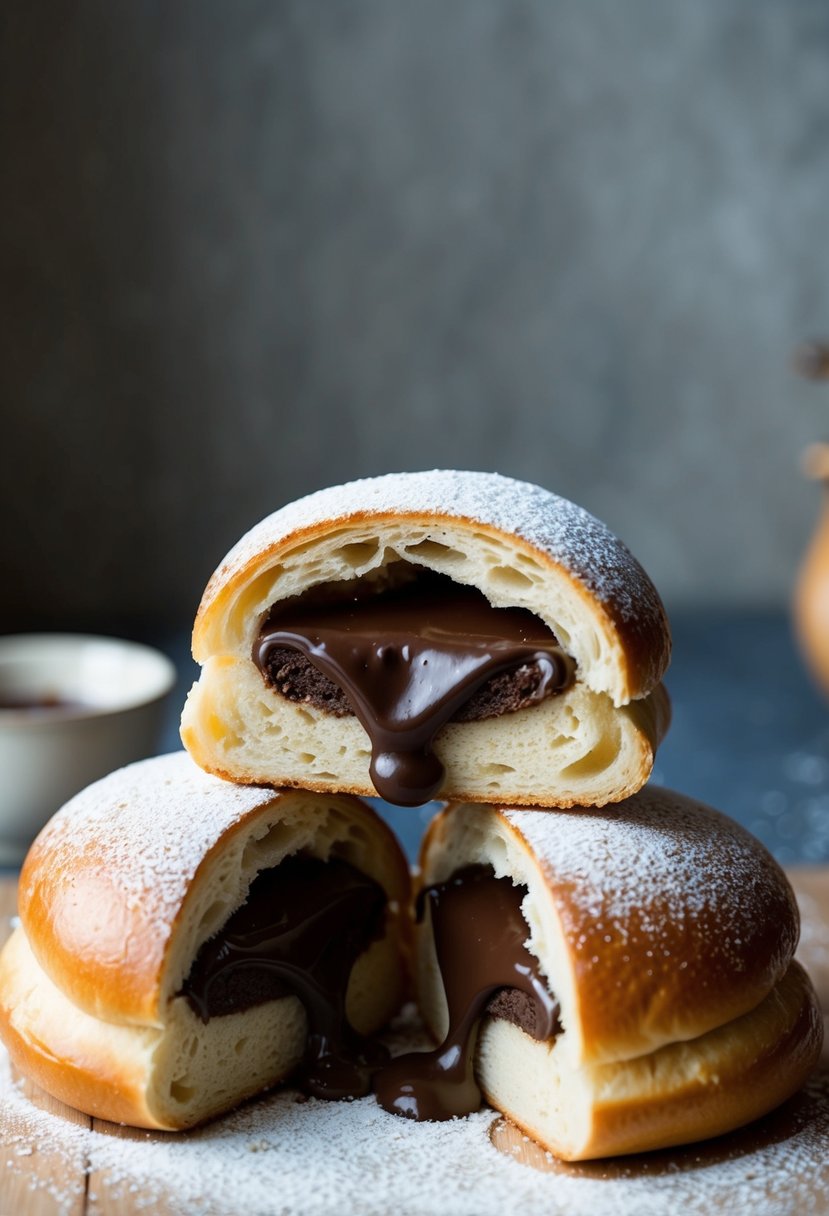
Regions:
[[254, 569, 575, 807], [373, 865, 560, 1121], [180, 854, 388, 1099]]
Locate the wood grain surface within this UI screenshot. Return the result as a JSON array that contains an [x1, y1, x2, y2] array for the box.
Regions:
[[1, 870, 828, 1215]]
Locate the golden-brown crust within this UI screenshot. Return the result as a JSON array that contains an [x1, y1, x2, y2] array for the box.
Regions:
[[19, 837, 173, 1026], [183, 474, 671, 809], [16, 757, 278, 1024], [0, 929, 161, 1128], [0, 1017, 159, 1128], [483, 962, 823, 1160], [521, 838, 796, 1065], [2, 756, 413, 1131], [0, 927, 308, 1131], [189, 471, 672, 705], [419, 788, 802, 1065], [587, 966, 824, 1158], [18, 755, 411, 1027], [196, 515, 671, 703]]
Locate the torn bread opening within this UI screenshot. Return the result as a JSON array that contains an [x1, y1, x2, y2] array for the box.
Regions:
[[254, 567, 575, 806], [180, 851, 389, 1100], [374, 864, 561, 1120]]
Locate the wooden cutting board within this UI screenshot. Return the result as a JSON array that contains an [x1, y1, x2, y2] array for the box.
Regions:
[[1, 870, 828, 1216]]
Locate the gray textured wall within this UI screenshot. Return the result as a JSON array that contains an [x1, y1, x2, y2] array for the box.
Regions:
[[3, 1, 829, 632]]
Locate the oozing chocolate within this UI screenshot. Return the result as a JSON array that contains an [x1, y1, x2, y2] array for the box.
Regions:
[[254, 568, 575, 806], [373, 865, 560, 1121], [180, 854, 388, 1100]]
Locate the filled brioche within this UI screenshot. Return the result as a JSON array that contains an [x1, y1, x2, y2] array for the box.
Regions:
[[181, 470, 671, 808], [0, 752, 410, 1130], [375, 786, 823, 1159]]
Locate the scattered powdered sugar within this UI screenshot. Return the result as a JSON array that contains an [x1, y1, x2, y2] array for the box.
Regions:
[[505, 785, 795, 979], [2, 1023, 828, 1216], [200, 470, 667, 633], [21, 752, 277, 955]]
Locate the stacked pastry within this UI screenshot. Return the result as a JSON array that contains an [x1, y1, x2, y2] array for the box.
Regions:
[[0, 471, 823, 1161], [0, 758, 411, 1129]]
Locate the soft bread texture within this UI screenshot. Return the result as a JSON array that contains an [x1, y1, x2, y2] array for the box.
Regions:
[[479, 963, 821, 1160], [0, 753, 410, 1130], [181, 471, 672, 808], [416, 788, 824, 1159]]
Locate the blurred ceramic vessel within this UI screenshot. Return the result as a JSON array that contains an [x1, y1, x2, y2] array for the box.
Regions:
[[794, 443, 829, 696], [0, 634, 176, 866]]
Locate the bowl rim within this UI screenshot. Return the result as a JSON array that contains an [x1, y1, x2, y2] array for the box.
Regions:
[[0, 633, 178, 722]]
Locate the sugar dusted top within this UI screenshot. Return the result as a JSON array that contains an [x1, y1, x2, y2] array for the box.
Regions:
[[501, 785, 799, 1056], [505, 786, 791, 940], [198, 469, 668, 638], [18, 753, 278, 1017], [21, 752, 272, 931]]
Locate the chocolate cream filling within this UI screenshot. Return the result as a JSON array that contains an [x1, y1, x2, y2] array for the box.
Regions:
[[178, 856, 557, 1114], [254, 567, 575, 806], [180, 853, 388, 1100], [374, 865, 561, 1121]]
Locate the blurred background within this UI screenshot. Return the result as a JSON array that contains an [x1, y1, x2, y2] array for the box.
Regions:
[[4, 1, 829, 860]]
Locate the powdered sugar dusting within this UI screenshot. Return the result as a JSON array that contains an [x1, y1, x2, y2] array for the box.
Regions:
[[202, 470, 666, 631], [504, 785, 796, 982], [2, 1029, 828, 1216], [21, 752, 276, 953]]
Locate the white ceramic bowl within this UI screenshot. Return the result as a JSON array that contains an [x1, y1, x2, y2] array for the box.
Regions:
[[0, 634, 177, 866]]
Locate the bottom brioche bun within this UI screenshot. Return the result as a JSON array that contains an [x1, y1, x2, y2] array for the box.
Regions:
[[479, 961, 819, 1160], [181, 660, 671, 810], [0, 753, 410, 1130], [415, 789, 824, 1159]]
